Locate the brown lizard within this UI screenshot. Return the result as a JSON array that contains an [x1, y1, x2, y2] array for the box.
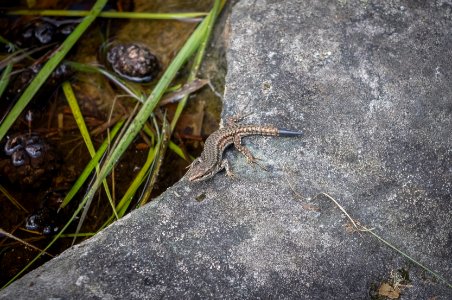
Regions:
[[185, 122, 303, 182]]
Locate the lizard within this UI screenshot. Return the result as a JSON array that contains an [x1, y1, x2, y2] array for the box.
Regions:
[[185, 120, 303, 182]]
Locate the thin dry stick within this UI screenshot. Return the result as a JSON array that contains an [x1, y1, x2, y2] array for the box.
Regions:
[[158, 79, 209, 106], [283, 169, 452, 288], [315, 192, 374, 232], [206, 79, 224, 100], [282, 163, 319, 211], [0, 228, 54, 258], [316, 192, 451, 288]]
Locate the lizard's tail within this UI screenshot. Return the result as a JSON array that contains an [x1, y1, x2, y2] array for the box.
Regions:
[[278, 128, 304, 137]]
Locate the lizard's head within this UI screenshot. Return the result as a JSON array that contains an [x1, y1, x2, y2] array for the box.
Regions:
[[185, 157, 215, 182]]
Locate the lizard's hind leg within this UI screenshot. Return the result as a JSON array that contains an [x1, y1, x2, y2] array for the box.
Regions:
[[233, 135, 268, 171], [233, 134, 256, 163]]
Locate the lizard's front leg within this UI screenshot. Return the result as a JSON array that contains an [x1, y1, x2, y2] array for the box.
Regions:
[[220, 159, 234, 177], [225, 112, 253, 127]]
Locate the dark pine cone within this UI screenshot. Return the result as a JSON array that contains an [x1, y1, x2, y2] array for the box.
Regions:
[[107, 43, 160, 83]]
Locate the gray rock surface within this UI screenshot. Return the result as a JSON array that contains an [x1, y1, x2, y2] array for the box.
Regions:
[[2, 0, 452, 298]]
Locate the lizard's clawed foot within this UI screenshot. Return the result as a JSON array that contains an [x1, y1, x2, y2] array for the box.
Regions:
[[226, 112, 254, 126], [246, 156, 257, 164], [225, 169, 235, 178]]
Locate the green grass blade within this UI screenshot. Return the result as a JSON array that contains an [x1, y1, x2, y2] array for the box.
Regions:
[[117, 144, 158, 217], [59, 120, 123, 209], [319, 192, 452, 289], [80, 1, 220, 215], [0, 228, 53, 257], [0, 45, 53, 70], [59, 233, 95, 238], [62, 81, 118, 223], [62, 82, 96, 155], [1, 164, 106, 289], [142, 123, 155, 145], [368, 229, 452, 288], [2, 122, 122, 288], [0, 0, 109, 141], [168, 141, 186, 160], [170, 0, 223, 131], [0, 63, 13, 98], [0, 184, 28, 213], [98, 141, 159, 230], [7, 10, 208, 20], [0, 35, 16, 52], [138, 116, 171, 207], [66, 61, 144, 102]]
